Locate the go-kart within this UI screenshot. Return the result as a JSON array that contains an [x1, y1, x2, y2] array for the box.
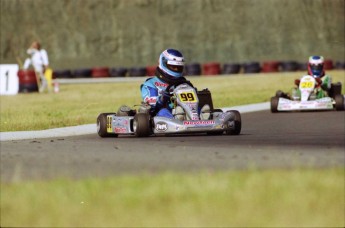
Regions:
[[271, 75, 344, 112], [97, 82, 241, 137]]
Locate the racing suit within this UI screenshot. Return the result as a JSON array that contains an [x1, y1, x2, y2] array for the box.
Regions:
[[316, 74, 332, 98], [140, 68, 193, 118], [292, 74, 332, 99]]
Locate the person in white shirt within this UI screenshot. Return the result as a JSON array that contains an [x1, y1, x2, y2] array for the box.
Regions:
[[23, 41, 50, 92]]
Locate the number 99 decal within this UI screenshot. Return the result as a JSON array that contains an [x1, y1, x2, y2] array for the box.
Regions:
[[178, 92, 197, 103]]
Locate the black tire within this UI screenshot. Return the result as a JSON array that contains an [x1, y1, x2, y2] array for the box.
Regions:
[[298, 62, 308, 71], [222, 63, 241, 74], [97, 113, 118, 138], [53, 69, 73, 79], [275, 90, 284, 98], [73, 68, 92, 78], [109, 67, 128, 77], [133, 113, 151, 137], [334, 95, 345, 111], [129, 67, 147, 77], [225, 110, 241, 135], [185, 63, 202, 76], [243, 62, 261, 74], [271, 96, 279, 113], [329, 82, 342, 98], [280, 61, 298, 72], [335, 61, 345, 70]]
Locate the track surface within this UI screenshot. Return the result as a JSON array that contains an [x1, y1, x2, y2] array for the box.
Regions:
[[1, 111, 344, 182]]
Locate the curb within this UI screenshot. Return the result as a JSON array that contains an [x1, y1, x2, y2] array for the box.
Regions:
[[0, 102, 269, 141]]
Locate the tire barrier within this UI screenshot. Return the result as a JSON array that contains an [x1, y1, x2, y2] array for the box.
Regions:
[[17, 69, 38, 93], [185, 63, 202, 76], [298, 62, 308, 71], [73, 68, 92, 78], [129, 67, 147, 77], [243, 62, 261, 74], [335, 61, 345, 69], [146, 65, 157, 76], [202, 62, 221, 76], [222, 63, 241, 74], [262, 61, 280, 73], [323, 59, 333, 70], [280, 61, 299, 72], [53, 69, 73, 79], [43, 58, 342, 82], [109, 67, 128, 77], [91, 67, 110, 78]]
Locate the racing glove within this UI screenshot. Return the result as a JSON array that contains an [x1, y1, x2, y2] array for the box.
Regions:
[[315, 77, 322, 86], [294, 79, 300, 86], [156, 90, 171, 107]]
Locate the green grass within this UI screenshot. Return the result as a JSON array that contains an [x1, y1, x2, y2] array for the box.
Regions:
[[1, 71, 344, 132], [1, 169, 344, 227]]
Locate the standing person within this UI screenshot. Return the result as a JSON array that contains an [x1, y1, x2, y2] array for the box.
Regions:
[[23, 41, 51, 93]]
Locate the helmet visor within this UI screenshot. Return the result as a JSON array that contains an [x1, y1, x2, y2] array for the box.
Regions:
[[310, 64, 323, 71], [167, 64, 184, 73], [167, 60, 184, 73]]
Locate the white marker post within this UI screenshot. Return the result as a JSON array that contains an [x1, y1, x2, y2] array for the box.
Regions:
[[0, 64, 19, 95]]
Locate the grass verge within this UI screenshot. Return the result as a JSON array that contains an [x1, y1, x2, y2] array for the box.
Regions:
[[1, 168, 344, 227]]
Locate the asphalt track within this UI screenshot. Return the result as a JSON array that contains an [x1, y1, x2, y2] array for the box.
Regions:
[[1, 109, 344, 183]]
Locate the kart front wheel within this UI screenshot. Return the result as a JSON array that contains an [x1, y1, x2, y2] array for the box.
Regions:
[[97, 113, 118, 138], [133, 113, 151, 137], [334, 94, 345, 111], [270, 96, 279, 113], [225, 110, 241, 135]]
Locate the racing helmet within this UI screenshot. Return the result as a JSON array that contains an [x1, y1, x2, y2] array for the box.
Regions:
[[308, 55, 325, 78], [158, 49, 185, 81]]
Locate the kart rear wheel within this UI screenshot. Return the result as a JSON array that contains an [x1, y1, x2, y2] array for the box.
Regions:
[[97, 113, 118, 138], [334, 94, 345, 111], [225, 110, 241, 135], [271, 96, 279, 113], [133, 113, 151, 137]]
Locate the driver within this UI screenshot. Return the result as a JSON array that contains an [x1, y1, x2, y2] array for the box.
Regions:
[[140, 48, 195, 118], [294, 56, 332, 98]]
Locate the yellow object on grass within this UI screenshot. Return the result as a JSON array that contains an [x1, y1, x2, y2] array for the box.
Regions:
[[44, 67, 53, 91]]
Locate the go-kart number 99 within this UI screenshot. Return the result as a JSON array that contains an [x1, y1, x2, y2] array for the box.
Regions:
[[179, 92, 196, 102], [300, 81, 314, 89]]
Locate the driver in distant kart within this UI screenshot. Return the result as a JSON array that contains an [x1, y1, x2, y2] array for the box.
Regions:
[[140, 48, 195, 118], [292, 55, 332, 99]]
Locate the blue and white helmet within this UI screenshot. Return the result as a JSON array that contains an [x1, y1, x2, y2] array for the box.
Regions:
[[308, 55, 325, 78], [158, 49, 185, 80]]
